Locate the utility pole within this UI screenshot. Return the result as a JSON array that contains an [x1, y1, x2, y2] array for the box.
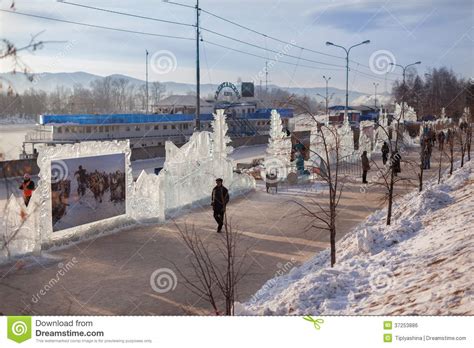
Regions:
[[373, 82, 379, 109], [195, 0, 201, 131], [145, 49, 149, 114], [323, 75, 331, 115]]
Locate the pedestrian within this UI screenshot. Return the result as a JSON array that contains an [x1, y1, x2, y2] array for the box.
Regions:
[[361, 151, 370, 184], [211, 178, 229, 233], [381, 141, 390, 165], [426, 139, 432, 169], [437, 131, 445, 150], [19, 173, 35, 207], [391, 151, 401, 176]]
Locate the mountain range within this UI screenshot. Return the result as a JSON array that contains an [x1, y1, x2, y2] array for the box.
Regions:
[[0, 71, 390, 105]]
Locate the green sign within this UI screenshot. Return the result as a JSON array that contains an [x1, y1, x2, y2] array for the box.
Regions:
[[7, 316, 32, 343]]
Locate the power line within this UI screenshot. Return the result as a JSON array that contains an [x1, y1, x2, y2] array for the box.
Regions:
[[60, 1, 195, 28], [162, 1, 196, 10], [200, 7, 403, 77], [204, 39, 397, 83], [61, 1, 402, 79], [200, 8, 346, 61], [203, 39, 344, 72], [200, 27, 345, 68], [0, 9, 194, 40]]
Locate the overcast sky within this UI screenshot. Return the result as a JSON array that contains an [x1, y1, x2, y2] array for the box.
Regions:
[[1, 0, 473, 93]]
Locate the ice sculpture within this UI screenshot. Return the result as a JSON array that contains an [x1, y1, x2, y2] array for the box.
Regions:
[[338, 117, 355, 159], [460, 107, 470, 125], [0, 191, 40, 263], [358, 121, 374, 158], [155, 110, 255, 215], [264, 110, 292, 180], [394, 102, 417, 123]]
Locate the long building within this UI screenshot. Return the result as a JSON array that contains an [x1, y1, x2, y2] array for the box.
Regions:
[[23, 107, 293, 159]]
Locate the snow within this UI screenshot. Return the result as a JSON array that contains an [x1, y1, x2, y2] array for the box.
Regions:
[[0, 123, 37, 160], [240, 160, 473, 315]]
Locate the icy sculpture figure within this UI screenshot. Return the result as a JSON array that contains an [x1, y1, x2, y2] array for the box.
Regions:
[[0, 191, 40, 263], [338, 117, 355, 159], [155, 109, 255, 215], [264, 110, 292, 180], [440, 107, 446, 121], [211, 109, 234, 180], [394, 102, 417, 123], [211, 109, 233, 160], [358, 121, 374, 158], [460, 107, 470, 125], [309, 124, 325, 166]]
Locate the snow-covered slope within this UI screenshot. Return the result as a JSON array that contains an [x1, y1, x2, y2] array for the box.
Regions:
[[241, 161, 473, 315]]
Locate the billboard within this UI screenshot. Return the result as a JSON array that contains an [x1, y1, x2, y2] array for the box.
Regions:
[[241, 82, 255, 97], [51, 153, 126, 232]]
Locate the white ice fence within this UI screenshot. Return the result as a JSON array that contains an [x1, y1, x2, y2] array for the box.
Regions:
[[0, 111, 255, 264]]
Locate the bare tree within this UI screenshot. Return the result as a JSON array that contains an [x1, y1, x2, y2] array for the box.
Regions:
[[446, 128, 455, 175], [287, 97, 347, 267], [150, 81, 166, 108], [172, 221, 248, 315]]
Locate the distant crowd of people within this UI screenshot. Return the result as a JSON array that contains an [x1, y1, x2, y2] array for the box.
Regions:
[[359, 126, 459, 184]]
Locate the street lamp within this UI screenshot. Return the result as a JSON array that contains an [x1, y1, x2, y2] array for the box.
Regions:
[[326, 40, 370, 124], [373, 82, 379, 109], [389, 61, 421, 122]]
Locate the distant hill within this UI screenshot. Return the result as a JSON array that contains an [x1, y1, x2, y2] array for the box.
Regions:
[[0, 71, 390, 105]]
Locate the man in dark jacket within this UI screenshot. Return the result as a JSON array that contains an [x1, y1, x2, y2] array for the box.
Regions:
[[391, 151, 401, 176], [211, 178, 229, 233], [361, 151, 370, 184], [381, 141, 389, 165]]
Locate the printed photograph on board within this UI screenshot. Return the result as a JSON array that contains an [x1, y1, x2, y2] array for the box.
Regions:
[[51, 153, 126, 232]]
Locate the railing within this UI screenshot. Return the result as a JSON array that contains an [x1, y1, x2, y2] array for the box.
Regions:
[[336, 153, 362, 177], [25, 127, 53, 142]]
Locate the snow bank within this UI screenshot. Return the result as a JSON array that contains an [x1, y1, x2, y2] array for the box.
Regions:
[[241, 161, 473, 315]]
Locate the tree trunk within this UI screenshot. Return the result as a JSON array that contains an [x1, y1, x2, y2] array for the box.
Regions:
[[438, 144, 443, 184], [450, 144, 454, 175], [329, 195, 337, 267]]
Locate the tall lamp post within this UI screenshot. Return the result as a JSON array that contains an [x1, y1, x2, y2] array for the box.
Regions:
[[373, 82, 379, 109], [389, 61, 421, 124], [326, 40, 370, 123], [323, 75, 331, 115], [145, 49, 149, 114]]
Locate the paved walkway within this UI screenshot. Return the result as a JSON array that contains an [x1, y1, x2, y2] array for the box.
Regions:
[[0, 147, 457, 315]]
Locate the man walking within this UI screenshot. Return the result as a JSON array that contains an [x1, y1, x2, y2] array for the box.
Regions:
[[19, 173, 35, 207], [381, 141, 389, 165], [361, 151, 370, 184], [211, 178, 229, 233]]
